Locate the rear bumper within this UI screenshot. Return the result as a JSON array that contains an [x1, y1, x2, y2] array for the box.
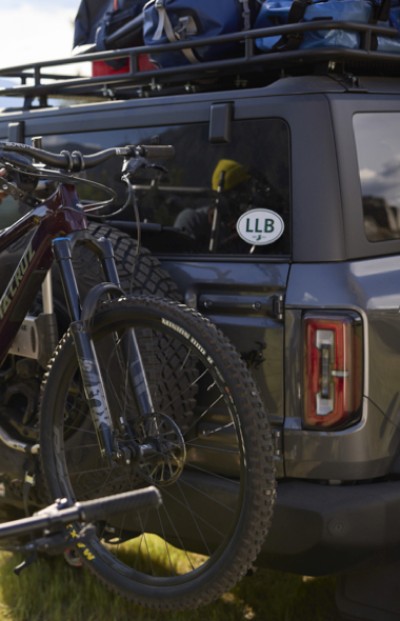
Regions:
[[259, 479, 400, 575]]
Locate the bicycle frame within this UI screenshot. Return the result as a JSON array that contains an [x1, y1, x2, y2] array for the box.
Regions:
[[0, 183, 86, 362], [0, 179, 155, 462]]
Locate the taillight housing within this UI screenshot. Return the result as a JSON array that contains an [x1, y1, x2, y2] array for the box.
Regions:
[[303, 312, 363, 430]]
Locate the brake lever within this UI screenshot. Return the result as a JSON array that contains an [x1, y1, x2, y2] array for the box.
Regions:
[[121, 156, 168, 182], [0, 176, 25, 201]]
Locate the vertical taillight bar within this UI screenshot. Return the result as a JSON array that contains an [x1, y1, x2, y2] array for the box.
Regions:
[[303, 312, 363, 429]]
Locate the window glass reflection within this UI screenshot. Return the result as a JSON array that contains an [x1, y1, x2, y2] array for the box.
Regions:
[[354, 113, 400, 241], [44, 118, 290, 255]]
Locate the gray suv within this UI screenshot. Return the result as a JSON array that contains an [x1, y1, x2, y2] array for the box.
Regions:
[[1, 23, 400, 620]]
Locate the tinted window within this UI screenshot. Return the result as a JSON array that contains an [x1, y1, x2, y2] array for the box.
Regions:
[[44, 118, 290, 255], [354, 113, 400, 242]]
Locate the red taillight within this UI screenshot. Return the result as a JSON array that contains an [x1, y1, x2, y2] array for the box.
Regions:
[[303, 312, 363, 430]]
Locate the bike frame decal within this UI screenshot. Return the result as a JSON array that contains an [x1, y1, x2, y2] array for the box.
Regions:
[[0, 241, 35, 320], [66, 525, 96, 561]]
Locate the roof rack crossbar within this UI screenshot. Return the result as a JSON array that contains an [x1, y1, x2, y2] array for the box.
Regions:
[[0, 21, 399, 103]]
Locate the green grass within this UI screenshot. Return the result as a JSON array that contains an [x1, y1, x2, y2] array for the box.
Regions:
[[0, 551, 342, 621]]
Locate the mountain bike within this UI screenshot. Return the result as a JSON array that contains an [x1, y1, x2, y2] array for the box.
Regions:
[[0, 140, 275, 610]]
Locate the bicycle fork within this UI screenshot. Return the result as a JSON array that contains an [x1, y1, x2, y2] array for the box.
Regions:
[[52, 233, 158, 465]]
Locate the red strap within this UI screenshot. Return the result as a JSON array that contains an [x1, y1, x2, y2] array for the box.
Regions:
[[113, 0, 118, 10]]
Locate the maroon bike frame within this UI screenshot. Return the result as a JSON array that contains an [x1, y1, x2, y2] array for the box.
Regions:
[[0, 153, 157, 462], [0, 183, 86, 365]]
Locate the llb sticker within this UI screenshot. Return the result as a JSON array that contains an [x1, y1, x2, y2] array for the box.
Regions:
[[236, 209, 285, 245]]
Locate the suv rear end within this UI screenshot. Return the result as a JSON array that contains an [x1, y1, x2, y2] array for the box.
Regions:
[[1, 38, 400, 619]]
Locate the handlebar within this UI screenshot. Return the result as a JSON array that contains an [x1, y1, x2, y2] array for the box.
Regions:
[[0, 141, 175, 173], [0, 487, 162, 540], [72, 486, 162, 522]]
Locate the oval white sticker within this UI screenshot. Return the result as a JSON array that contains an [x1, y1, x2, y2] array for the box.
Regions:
[[236, 209, 285, 246]]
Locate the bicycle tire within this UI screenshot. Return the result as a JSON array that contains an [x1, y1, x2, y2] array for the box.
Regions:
[[39, 296, 275, 610]]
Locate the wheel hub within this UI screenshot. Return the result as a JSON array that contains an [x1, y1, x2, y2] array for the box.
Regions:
[[137, 414, 186, 486]]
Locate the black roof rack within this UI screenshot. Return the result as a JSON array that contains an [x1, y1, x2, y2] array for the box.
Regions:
[[1, 21, 400, 108]]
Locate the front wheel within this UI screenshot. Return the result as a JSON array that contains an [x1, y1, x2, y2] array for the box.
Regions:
[[39, 297, 275, 610]]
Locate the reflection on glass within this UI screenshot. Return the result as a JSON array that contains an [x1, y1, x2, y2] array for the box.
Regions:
[[354, 113, 400, 241], [44, 118, 291, 256]]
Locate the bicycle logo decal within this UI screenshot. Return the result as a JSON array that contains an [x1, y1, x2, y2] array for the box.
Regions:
[[0, 242, 35, 319]]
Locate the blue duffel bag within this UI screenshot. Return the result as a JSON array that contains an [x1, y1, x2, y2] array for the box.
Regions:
[[254, 0, 374, 51], [143, 0, 259, 67], [254, 0, 400, 52], [373, 0, 400, 52]]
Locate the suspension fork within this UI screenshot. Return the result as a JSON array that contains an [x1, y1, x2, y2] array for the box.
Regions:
[[91, 236, 158, 434], [52, 234, 157, 464]]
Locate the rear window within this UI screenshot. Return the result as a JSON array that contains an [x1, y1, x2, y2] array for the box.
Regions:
[[44, 117, 291, 256], [354, 113, 400, 242]]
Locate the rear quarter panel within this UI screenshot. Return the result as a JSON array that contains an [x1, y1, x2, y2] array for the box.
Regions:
[[284, 258, 400, 480]]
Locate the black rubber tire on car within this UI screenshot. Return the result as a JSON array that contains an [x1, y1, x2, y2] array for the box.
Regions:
[[50, 221, 180, 330]]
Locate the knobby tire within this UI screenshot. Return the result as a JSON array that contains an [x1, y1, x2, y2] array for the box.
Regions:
[[39, 296, 275, 610]]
